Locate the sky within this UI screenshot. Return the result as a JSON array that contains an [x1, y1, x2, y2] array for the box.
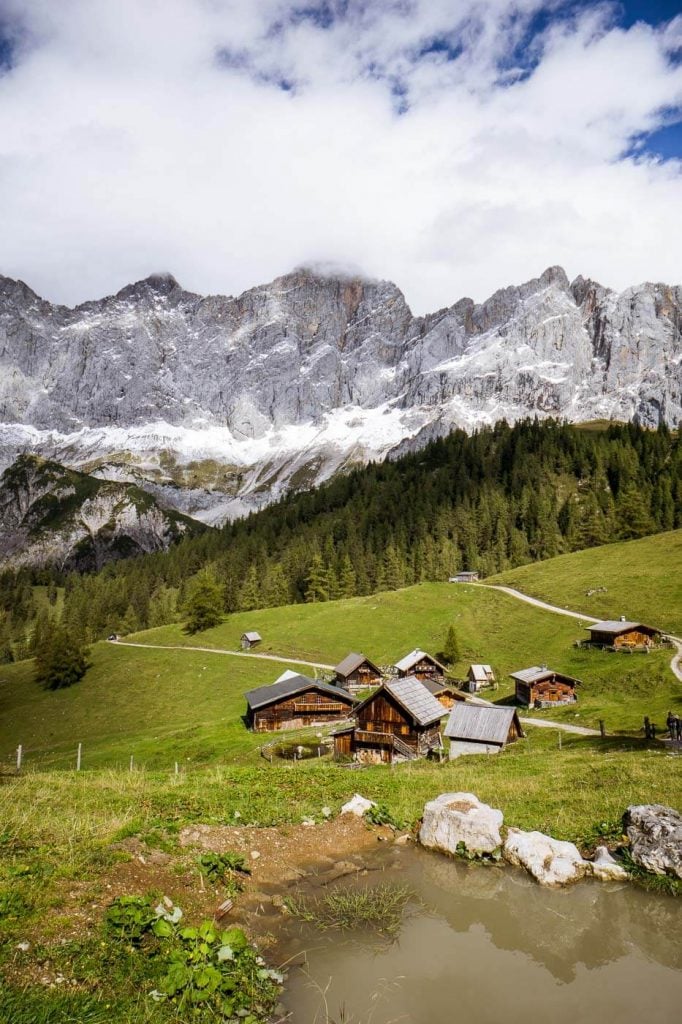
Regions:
[[0, 0, 680, 313]]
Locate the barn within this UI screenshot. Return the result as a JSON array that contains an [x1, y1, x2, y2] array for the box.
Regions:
[[244, 674, 356, 732], [241, 631, 262, 650], [333, 675, 445, 764], [419, 676, 466, 709], [449, 571, 480, 583], [445, 703, 524, 758], [466, 664, 496, 692], [334, 652, 383, 694], [510, 666, 580, 707], [585, 619, 662, 650], [394, 649, 446, 682]]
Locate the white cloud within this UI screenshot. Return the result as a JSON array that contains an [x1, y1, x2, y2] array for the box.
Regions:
[[0, 0, 680, 312]]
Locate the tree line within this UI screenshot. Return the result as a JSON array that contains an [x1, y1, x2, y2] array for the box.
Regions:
[[1, 417, 680, 654]]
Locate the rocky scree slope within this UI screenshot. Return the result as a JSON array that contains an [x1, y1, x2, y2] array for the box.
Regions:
[[0, 265, 680, 523], [0, 453, 203, 570]]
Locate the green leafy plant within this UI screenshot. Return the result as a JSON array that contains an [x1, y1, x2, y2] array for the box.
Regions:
[[365, 803, 404, 830], [198, 851, 250, 882], [104, 895, 159, 944]]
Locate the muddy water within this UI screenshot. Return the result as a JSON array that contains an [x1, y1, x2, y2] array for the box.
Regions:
[[276, 844, 682, 1024]]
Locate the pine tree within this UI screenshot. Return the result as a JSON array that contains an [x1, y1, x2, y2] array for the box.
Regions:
[[305, 553, 328, 603], [442, 625, 460, 666], [184, 569, 224, 633], [339, 555, 356, 599], [238, 564, 261, 611], [34, 624, 89, 691]]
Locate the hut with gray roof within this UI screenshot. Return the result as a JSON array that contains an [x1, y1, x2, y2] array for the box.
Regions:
[[244, 673, 356, 732], [333, 676, 445, 764], [445, 704, 524, 758], [333, 652, 383, 694], [240, 630, 262, 650], [585, 618, 662, 650], [510, 666, 580, 707], [394, 649, 446, 682]]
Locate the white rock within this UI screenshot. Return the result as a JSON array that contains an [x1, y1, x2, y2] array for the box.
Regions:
[[16, 941, 30, 952], [250, 850, 261, 860], [590, 845, 629, 882], [341, 794, 376, 817], [419, 792, 503, 856], [504, 828, 589, 886], [623, 804, 682, 879]]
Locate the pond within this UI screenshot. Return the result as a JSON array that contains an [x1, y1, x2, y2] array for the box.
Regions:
[[275, 844, 681, 1024]]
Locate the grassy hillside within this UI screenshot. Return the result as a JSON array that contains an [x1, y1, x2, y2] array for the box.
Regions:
[[2, 572, 680, 770], [490, 529, 682, 634]]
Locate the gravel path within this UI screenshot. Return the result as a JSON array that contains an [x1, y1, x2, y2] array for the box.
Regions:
[[110, 640, 334, 671], [475, 583, 600, 623]]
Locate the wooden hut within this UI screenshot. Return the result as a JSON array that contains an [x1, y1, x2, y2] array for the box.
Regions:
[[585, 619, 662, 650], [333, 676, 445, 764], [419, 675, 466, 710], [245, 674, 356, 732], [449, 571, 480, 583], [393, 649, 446, 682], [334, 652, 383, 694], [510, 666, 580, 708], [466, 664, 496, 692], [241, 631, 262, 650], [445, 704, 524, 758]]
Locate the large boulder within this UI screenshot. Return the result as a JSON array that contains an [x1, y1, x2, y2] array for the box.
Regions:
[[504, 828, 589, 886], [419, 793, 503, 856], [590, 845, 629, 882], [623, 804, 682, 879], [340, 794, 376, 817]]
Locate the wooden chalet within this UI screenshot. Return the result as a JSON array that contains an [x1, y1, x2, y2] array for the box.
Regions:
[[334, 652, 383, 694], [333, 675, 445, 764], [245, 673, 356, 732], [585, 619, 662, 650], [241, 631, 262, 650], [445, 703, 524, 758], [419, 675, 466, 709], [394, 649, 446, 682], [449, 571, 480, 583], [466, 664, 496, 692], [510, 666, 580, 708]]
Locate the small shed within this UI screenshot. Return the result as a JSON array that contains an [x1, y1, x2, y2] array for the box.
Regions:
[[334, 652, 383, 694], [449, 571, 480, 583], [394, 649, 446, 682], [333, 676, 445, 764], [241, 631, 262, 650], [244, 674, 356, 732], [510, 666, 580, 707], [466, 664, 496, 692], [585, 619, 662, 650], [419, 675, 466, 710], [445, 704, 524, 758]]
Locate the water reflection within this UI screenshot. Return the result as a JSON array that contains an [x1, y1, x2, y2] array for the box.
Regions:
[[279, 845, 682, 1024]]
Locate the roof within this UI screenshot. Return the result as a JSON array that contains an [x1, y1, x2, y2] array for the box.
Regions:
[[469, 664, 493, 681], [445, 703, 521, 744], [419, 677, 462, 698], [586, 620, 659, 635], [355, 676, 445, 727], [394, 649, 445, 673], [244, 674, 356, 711], [241, 631, 262, 642], [334, 651, 381, 678], [273, 669, 299, 684], [509, 666, 580, 686]]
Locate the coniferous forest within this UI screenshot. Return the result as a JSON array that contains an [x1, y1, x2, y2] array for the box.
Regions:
[[1, 418, 680, 653]]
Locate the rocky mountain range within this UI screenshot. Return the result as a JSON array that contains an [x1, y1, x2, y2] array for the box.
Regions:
[[0, 454, 203, 571], [1, 264, 680, 528]]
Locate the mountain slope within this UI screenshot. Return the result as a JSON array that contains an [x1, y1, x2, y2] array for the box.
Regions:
[[0, 454, 204, 570], [1, 264, 680, 521]]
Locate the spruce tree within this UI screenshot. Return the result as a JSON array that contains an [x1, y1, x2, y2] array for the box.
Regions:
[[305, 553, 328, 603], [443, 625, 460, 666], [184, 569, 224, 633], [34, 624, 89, 690]]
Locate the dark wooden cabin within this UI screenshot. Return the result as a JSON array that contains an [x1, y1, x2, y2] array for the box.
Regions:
[[393, 649, 445, 682], [419, 675, 466, 709], [333, 676, 445, 764], [245, 674, 356, 732], [445, 704, 524, 758], [241, 631, 262, 650], [334, 652, 383, 694], [585, 619, 662, 650], [510, 666, 580, 707]]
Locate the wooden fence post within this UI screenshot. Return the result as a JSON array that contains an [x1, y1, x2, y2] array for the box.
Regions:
[[599, 720, 606, 738], [16, 744, 22, 772], [558, 731, 562, 750], [644, 716, 651, 739], [129, 754, 134, 772], [76, 743, 82, 771]]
